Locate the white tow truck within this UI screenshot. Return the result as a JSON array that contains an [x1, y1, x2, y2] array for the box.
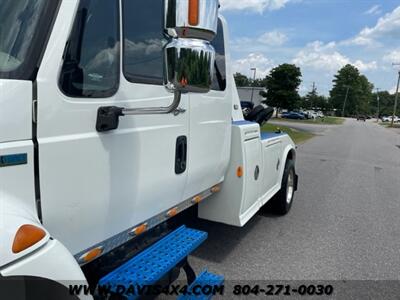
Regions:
[[0, 0, 298, 299]]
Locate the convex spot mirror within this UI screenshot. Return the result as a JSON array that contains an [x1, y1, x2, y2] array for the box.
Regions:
[[165, 0, 219, 41]]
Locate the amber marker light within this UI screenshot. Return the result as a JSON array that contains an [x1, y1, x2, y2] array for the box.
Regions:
[[12, 224, 46, 254], [237, 166, 244, 178], [211, 185, 221, 193], [188, 0, 200, 26], [167, 207, 179, 218], [130, 223, 148, 236], [192, 195, 203, 204], [79, 247, 103, 264]]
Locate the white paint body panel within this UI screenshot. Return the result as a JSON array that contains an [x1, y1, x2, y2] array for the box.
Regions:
[[0, 80, 32, 143], [0, 141, 45, 267], [34, 1, 231, 256], [199, 122, 295, 226], [231, 78, 245, 121], [36, 0, 189, 255], [183, 17, 232, 199]]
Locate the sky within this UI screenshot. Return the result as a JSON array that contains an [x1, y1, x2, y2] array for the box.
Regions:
[[219, 0, 400, 96]]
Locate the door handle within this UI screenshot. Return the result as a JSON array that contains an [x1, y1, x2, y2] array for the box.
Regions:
[[175, 136, 187, 174]]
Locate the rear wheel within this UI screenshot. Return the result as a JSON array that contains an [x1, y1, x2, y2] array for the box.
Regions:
[[267, 159, 296, 215]]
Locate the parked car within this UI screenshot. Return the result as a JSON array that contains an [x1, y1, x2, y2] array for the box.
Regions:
[[357, 115, 366, 121], [316, 111, 325, 118], [281, 112, 306, 120], [382, 116, 400, 123], [302, 110, 317, 119]]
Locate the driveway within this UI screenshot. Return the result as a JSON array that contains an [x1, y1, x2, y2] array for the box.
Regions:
[[183, 119, 400, 297]]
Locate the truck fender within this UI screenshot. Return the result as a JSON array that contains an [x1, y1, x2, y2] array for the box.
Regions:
[[1, 239, 91, 300], [279, 143, 296, 184], [1, 194, 90, 299], [0, 191, 50, 268]]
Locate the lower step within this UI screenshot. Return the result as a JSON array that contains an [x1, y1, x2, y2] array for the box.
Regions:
[[98, 225, 207, 299], [178, 270, 224, 300]]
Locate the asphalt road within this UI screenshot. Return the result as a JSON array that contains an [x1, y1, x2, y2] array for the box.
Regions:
[[182, 119, 400, 296]]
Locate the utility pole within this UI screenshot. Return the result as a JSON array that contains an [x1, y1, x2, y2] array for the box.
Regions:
[[311, 82, 316, 109], [342, 86, 350, 117], [250, 68, 257, 104], [391, 63, 400, 127], [376, 88, 380, 122]]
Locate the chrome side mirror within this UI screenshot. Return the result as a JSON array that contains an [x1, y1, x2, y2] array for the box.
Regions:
[[164, 39, 215, 94], [163, 0, 219, 94]]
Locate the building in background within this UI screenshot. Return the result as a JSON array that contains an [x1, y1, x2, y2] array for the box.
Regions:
[[237, 87, 266, 107]]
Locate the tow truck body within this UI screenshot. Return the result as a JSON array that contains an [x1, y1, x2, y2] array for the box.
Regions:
[[0, 0, 297, 298]]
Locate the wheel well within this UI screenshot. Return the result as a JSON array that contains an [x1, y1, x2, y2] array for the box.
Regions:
[[286, 149, 296, 163]]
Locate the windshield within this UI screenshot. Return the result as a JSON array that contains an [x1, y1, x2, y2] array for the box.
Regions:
[[0, 0, 59, 80]]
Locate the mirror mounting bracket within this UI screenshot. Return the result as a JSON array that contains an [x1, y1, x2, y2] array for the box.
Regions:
[[96, 91, 182, 132]]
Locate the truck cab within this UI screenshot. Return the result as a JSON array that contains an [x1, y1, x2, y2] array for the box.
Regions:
[[0, 1, 297, 298]]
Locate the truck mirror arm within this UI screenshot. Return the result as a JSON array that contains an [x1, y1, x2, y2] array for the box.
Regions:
[[95, 90, 182, 132]]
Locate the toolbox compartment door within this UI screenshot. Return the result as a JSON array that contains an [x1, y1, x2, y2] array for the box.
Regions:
[[241, 138, 262, 215]]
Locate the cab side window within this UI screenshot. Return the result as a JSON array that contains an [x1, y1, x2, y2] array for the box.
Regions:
[[59, 0, 120, 98], [123, 0, 167, 85]]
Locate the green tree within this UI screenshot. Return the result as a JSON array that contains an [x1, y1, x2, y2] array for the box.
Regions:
[[329, 64, 374, 116], [234, 72, 250, 87], [370, 91, 395, 117], [302, 86, 318, 110], [315, 95, 331, 111], [261, 64, 302, 112], [300, 87, 331, 111], [358, 75, 374, 114], [234, 72, 268, 87], [253, 78, 268, 87]]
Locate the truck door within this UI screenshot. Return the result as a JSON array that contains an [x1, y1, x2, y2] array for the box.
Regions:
[[36, 0, 189, 255], [183, 18, 232, 199]]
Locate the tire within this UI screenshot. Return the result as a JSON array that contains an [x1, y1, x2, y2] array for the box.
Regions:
[[254, 108, 272, 126], [245, 105, 264, 121], [267, 159, 297, 215]]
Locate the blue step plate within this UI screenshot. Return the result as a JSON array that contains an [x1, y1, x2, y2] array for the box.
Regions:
[[178, 270, 224, 300], [99, 225, 207, 298]]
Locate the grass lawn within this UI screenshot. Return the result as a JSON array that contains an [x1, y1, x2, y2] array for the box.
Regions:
[[272, 116, 345, 125], [380, 122, 400, 128], [261, 123, 315, 145]]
